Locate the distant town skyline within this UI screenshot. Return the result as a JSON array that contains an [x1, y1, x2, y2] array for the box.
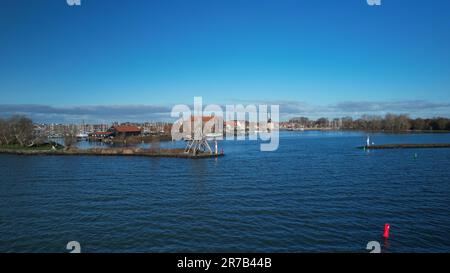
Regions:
[[1, 0, 449, 122]]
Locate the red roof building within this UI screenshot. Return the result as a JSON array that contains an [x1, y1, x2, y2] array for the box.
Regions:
[[112, 125, 141, 137]]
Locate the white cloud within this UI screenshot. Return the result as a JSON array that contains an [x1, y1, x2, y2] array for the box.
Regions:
[[1, 100, 450, 123]]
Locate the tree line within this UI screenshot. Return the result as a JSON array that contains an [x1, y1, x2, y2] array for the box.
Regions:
[[288, 114, 450, 131]]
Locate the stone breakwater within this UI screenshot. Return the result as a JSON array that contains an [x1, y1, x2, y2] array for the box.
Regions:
[[358, 143, 450, 150]]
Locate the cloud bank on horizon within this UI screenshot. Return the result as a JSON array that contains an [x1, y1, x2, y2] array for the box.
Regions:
[[1, 100, 449, 123]]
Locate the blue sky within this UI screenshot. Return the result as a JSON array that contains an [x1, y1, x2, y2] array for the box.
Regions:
[[0, 0, 449, 122]]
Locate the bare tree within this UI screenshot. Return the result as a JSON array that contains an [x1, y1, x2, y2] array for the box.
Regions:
[[398, 114, 411, 131], [0, 118, 7, 145], [64, 134, 77, 150], [8, 115, 33, 146], [0, 118, 14, 145], [341, 116, 353, 129], [315, 117, 329, 128], [411, 118, 426, 130]]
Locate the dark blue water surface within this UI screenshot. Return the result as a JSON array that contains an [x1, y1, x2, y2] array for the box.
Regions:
[[1, 131, 449, 252]]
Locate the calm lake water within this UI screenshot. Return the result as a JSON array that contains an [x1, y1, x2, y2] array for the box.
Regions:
[[1, 131, 449, 253]]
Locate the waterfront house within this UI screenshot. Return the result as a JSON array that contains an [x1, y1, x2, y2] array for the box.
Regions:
[[112, 125, 142, 137]]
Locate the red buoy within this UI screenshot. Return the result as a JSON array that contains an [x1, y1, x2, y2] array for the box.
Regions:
[[383, 223, 390, 239]]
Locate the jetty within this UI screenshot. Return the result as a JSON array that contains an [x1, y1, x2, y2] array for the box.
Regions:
[[0, 147, 224, 159], [358, 143, 450, 150]]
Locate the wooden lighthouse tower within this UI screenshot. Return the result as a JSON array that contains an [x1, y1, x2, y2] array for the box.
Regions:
[[184, 116, 217, 156]]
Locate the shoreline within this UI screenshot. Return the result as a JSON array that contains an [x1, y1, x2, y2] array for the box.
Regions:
[[0, 147, 224, 159]]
